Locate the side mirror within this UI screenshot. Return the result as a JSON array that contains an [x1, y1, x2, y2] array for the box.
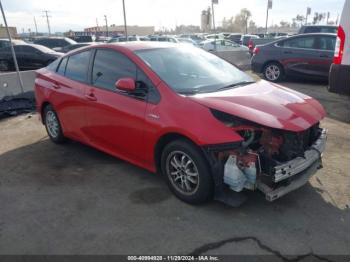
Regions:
[[115, 77, 136, 92]]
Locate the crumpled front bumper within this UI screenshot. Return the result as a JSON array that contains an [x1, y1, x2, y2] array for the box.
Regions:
[[258, 129, 327, 202]]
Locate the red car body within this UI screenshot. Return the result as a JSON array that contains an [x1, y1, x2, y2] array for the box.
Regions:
[[35, 42, 327, 204]]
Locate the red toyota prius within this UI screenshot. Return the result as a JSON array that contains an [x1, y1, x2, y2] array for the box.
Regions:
[[35, 42, 327, 205]]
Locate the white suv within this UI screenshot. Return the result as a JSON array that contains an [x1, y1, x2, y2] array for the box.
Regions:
[[328, 0, 350, 95]]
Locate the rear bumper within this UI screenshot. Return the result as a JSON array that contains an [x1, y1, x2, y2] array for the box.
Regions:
[[258, 129, 327, 201], [329, 63, 350, 96]]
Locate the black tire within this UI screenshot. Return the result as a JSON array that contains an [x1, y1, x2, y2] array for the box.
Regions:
[[263, 62, 284, 82], [43, 104, 67, 144], [161, 139, 214, 205]]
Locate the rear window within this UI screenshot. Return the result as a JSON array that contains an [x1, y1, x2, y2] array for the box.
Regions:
[[304, 27, 337, 34], [281, 36, 316, 49], [65, 51, 91, 82]]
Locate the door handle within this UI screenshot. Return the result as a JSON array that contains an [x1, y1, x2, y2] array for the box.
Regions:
[[85, 93, 97, 101], [284, 51, 293, 54], [320, 54, 329, 58]]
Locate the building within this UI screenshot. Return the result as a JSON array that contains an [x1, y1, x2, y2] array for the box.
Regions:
[[84, 25, 155, 37], [0, 25, 18, 38], [201, 8, 212, 32]]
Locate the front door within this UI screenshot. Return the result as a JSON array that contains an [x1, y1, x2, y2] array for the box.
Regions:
[[84, 49, 148, 163]]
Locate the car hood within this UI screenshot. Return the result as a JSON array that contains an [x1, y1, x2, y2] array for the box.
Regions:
[[188, 80, 326, 132]]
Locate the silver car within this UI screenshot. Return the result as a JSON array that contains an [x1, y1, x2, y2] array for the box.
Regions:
[[200, 39, 251, 70]]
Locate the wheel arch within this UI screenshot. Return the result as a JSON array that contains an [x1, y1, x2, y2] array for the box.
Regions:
[[154, 132, 200, 173]]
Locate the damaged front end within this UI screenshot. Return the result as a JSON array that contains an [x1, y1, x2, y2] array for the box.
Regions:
[[203, 109, 327, 204]]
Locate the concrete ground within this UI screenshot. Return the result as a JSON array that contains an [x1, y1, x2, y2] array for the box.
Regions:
[[0, 78, 349, 259]]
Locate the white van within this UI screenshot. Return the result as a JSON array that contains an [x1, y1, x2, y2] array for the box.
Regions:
[[328, 0, 350, 95]]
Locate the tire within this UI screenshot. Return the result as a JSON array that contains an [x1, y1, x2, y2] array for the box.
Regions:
[[43, 104, 67, 144], [161, 139, 214, 204], [263, 62, 284, 82]]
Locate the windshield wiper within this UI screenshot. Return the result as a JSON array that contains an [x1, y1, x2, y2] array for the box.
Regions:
[[216, 81, 255, 92]]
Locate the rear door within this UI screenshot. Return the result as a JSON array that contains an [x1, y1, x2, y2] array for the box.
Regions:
[[315, 35, 336, 77], [50, 50, 92, 140], [279, 35, 321, 77], [84, 48, 149, 162]]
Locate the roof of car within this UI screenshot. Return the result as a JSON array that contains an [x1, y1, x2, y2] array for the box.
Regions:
[[97, 41, 179, 51]]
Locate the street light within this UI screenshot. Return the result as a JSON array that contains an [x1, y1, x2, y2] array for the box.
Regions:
[[265, 0, 272, 34], [122, 0, 128, 41], [212, 0, 218, 50], [0, 0, 24, 93]]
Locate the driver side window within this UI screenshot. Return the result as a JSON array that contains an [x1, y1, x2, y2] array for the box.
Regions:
[[92, 49, 136, 91]]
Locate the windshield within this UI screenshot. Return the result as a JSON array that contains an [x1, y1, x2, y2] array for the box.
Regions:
[[135, 46, 253, 94]]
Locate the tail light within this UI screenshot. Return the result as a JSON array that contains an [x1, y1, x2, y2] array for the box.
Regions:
[[248, 40, 254, 50], [253, 47, 260, 55], [334, 26, 345, 64]]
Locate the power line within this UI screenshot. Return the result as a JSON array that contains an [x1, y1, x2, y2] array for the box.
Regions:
[[42, 10, 51, 36]]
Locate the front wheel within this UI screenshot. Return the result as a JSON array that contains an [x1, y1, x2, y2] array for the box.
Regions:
[[263, 62, 284, 82], [161, 140, 214, 204]]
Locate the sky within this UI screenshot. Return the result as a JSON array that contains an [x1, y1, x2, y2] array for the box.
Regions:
[[0, 0, 345, 33]]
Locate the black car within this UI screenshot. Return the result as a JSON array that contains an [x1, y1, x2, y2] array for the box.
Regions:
[[61, 42, 97, 53], [0, 44, 63, 71], [33, 37, 76, 52], [251, 33, 336, 82], [298, 25, 338, 34]]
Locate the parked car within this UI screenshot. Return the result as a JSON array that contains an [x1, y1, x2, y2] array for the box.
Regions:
[[149, 35, 179, 43], [251, 33, 336, 82], [0, 44, 63, 71], [248, 36, 287, 55], [200, 39, 251, 70], [205, 33, 225, 40], [108, 36, 141, 43], [0, 39, 27, 49], [178, 34, 205, 44], [225, 33, 242, 44], [33, 37, 77, 52], [34, 42, 327, 205], [70, 35, 95, 43], [298, 25, 338, 34], [176, 38, 198, 45], [328, 0, 350, 96], [61, 42, 98, 53], [240, 34, 259, 46]]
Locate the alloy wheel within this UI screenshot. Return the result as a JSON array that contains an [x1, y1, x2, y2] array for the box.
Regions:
[[265, 64, 281, 81], [166, 151, 200, 195], [46, 111, 60, 138]]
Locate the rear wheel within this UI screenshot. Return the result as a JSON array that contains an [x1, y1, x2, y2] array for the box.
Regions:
[[43, 104, 66, 144], [263, 62, 284, 82], [161, 139, 213, 204]]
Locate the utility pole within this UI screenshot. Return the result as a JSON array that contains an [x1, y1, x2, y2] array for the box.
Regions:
[[265, 0, 272, 34], [33, 16, 38, 35], [305, 7, 311, 25], [104, 15, 108, 37], [0, 0, 24, 93], [122, 0, 128, 40], [211, 0, 218, 50], [43, 10, 51, 36]]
